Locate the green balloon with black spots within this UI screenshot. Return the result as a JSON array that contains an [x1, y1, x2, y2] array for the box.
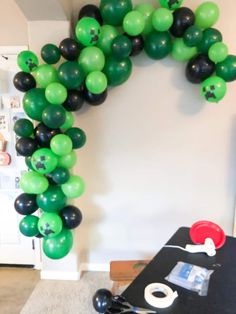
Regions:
[[31, 148, 58, 174], [36, 185, 67, 213], [200, 76, 227, 103], [75, 17, 101, 47], [159, 0, 183, 10], [38, 212, 62, 238], [17, 51, 39, 73]]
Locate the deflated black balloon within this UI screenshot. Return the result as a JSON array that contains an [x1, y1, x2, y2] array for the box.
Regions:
[[83, 88, 108, 106], [34, 122, 61, 147], [62, 90, 84, 112], [59, 38, 80, 61], [60, 205, 83, 229], [126, 34, 144, 56], [78, 4, 103, 25], [14, 193, 38, 215], [170, 7, 195, 38], [13, 71, 36, 92], [15, 137, 38, 156], [92, 289, 112, 313], [186, 54, 215, 84]]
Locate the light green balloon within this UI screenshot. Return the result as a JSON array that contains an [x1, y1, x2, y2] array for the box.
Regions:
[[38, 212, 62, 238], [45, 82, 67, 105], [172, 38, 197, 62], [79, 46, 105, 75], [200, 76, 227, 103], [61, 175, 85, 199], [20, 171, 49, 194], [123, 10, 145, 36], [50, 134, 73, 156], [86, 71, 107, 94], [152, 8, 173, 32], [57, 151, 77, 169], [75, 17, 100, 46], [208, 42, 228, 64], [61, 111, 75, 130], [34, 64, 58, 88], [195, 1, 220, 29], [135, 3, 154, 35], [97, 25, 119, 55]]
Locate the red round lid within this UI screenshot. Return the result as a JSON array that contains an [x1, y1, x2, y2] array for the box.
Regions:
[[190, 220, 226, 249]]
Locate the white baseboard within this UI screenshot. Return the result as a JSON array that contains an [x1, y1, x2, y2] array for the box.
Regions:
[[40, 270, 81, 281], [80, 263, 110, 272]]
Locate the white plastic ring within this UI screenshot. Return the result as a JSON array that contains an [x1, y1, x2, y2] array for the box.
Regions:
[[144, 283, 178, 309]]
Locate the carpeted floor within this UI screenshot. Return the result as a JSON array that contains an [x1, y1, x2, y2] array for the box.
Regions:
[[20, 272, 112, 314]]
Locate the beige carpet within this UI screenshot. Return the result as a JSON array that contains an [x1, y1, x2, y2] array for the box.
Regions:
[[21, 272, 112, 314]]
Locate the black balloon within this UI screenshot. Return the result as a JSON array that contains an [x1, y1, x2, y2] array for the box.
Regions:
[[92, 289, 112, 313], [78, 4, 103, 25], [60, 205, 83, 229], [15, 137, 38, 157], [34, 123, 61, 147], [63, 90, 84, 112], [170, 7, 195, 38], [83, 88, 108, 106], [13, 71, 36, 92], [14, 193, 38, 215], [126, 34, 144, 56], [59, 38, 80, 61], [186, 54, 215, 84]]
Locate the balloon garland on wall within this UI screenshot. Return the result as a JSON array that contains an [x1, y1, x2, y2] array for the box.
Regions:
[[13, 0, 234, 260]]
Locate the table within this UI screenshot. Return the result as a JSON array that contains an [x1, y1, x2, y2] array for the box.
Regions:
[[122, 227, 236, 314]]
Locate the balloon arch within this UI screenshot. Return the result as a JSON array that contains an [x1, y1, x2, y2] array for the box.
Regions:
[[13, 0, 234, 259]]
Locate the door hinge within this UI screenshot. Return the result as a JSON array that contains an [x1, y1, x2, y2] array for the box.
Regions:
[[32, 239, 35, 250]]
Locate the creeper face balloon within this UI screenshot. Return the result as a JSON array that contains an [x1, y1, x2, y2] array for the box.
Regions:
[[31, 148, 58, 174], [200, 76, 227, 103], [159, 0, 184, 10], [17, 51, 39, 73], [76, 17, 101, 46]]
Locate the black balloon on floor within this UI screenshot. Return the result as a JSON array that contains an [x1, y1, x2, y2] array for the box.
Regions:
[[15, 137, 38, 156], [13, 71, 36, 92], [186, 54, 215, 84], [60, 205, 83, 229], [59, 38, 80, 61], [14, 193, 38, 215], [170, 7, 195, 38], [78, 4, 103, 25], [83, 88, 108, 106], [126, 34, 144, 56], [34, 123, 61, 147], [92, 289, 112, 313], [62, 90, 84, 112]]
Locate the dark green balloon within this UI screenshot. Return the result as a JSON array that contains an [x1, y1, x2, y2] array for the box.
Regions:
[[65, 127, 86, 149], [100, 0, 133, 26], [25, 156, 34, 170], [103, 56, 132, 86], [50, 167, 70, 184], [58, 61, 85, 89], [19, 215, 39, 237], [145, 31, 172, 60], [111, 35, 132, 59], [23, 88, 50, 121], [41, 44, 61, 64], [184, 25, 203, 47], [198, 28, 222, 54], [36, 185, 67, 213], [216, 55, 236, 82], [14, 119, 34, 137], [42, 105, 66, 129]]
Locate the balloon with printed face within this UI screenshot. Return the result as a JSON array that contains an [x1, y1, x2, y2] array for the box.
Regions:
[[195, 1, 220, 29], [159, 0, 184, 11], [38, 212, 62, 238], [61, 175, 85, 199], [41, 43, 61, 64], [20, 171, 49, 194], [59, 38, 80, 61], [100, 0, 133, 26], [36, 185, 67, 213], [19, 215, 39, 237], [58, 61, 85, 90], [14, 119, 34, 137], [34, 64, 58, 88], [23, 88, 50, 121], [13, 71, 36, 92], [31, 148, 58, 174], [17, 51, 39, 73], [200, 76, 227, 103], [96, 25, 119, 55], [76, 17, 101, 46], [42, 105, 66, 129], [14, 193, 38, 215], [50, 134, 73, 156]]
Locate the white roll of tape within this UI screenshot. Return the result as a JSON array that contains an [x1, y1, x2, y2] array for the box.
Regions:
[[144, 283, 178, 309]]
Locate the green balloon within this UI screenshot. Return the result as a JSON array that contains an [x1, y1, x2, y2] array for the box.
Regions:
[[14, 119, 34, 137], [75, 17, 100, 46], [57, 150, 77, 169], [65, 128, 86, 149], [172, 38, 197, 62], [216, 55, 236, 82], [50, 167, 70, 184], [145, 31, 172, 60], [38, 212, 62, 238], [19, 215, 39, 237], [34, 64, 58, 88], [96, 25, 119, 55], [37, 186, 66, 213], [100, 0, 133, 26], [103, 56, 132, 86], [31, 148, 58, 174], [152, 8, 173, 32], [50, 134, 73, 156], [20, 171, 49, 194], [184, 25, 203, 47], [17, 51, 39, 73], [23, 88, 50, 121], [45, 82, 67, 105], [25, 156, 34, 170], [58, 61, 85, 90], [198, 28, 222, 54], [43, 228, 73, 259], [111, 35, 132, 59], [195, 1, 220, 29], [61, 175, 85, 198], [86, 71, 107, 94], [200, 76, 227, 103], [41, 44, 61, 64], [209, 42, 228, 63], [135, 3, 154, 35], [159, 0, 183, 10], [60, 111, 74, 130], [79, 46, 105, 75], [42, 105, 66, 128], [123, 11, 145, 36]]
